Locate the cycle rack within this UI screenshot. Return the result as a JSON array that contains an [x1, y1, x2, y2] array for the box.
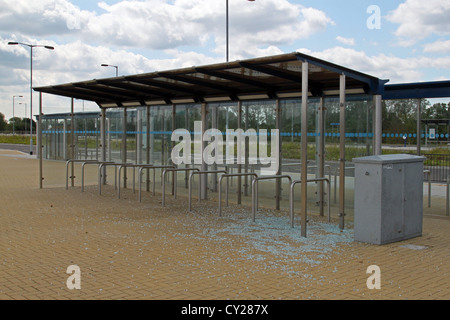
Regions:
[[120, 164, 174, 200], [251, 175, 292, 222], [290, 177, 331, 228], [137, 165, 175, 202], [81, 161, 115, 192], [66, 159, 98, 189], [189, 170, 228, 211], [307, 164, 332, 182], [218, 173, 258, 216], [98, 162, 126, 195], [161, 167, 200, 206], [118, 164, 141, 199], [333, 166, 355, 203]]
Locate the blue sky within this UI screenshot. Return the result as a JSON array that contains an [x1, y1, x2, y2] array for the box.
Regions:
[[1, 0, 449, 118]]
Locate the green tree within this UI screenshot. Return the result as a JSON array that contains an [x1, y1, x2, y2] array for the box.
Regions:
[[423, 102, 450, 119], [0, 112, 7, 131], [8, 117, 24, 132]]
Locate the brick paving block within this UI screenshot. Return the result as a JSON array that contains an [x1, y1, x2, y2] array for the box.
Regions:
[[1, 151, 450, 300]]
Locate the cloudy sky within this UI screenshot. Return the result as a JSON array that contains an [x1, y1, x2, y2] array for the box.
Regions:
[[1, 0, 450, 119]]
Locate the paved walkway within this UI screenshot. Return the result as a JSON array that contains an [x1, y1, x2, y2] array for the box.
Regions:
[[0, 149, 449, 300]]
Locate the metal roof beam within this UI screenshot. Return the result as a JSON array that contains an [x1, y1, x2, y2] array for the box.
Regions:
[[158, 72, 234, 94], [127, 77, 199, 96], [72, 83, 138, 100], [239, 61, 326, 97], [295, 53, 388, 95], [239, 61, 299, 82], [195, 67, 274, 91], [49, 86, 115, 102], [96, 79, 171, 99]]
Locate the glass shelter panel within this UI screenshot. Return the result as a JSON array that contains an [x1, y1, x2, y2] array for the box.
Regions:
[[126, 108, 138, 163], [149, 105, 173, 165], [106, 109, 123, 163], [323, 96, 375, 217]]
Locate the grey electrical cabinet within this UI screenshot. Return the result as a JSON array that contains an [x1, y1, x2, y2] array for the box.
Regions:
[[353, 154, 426, 245]]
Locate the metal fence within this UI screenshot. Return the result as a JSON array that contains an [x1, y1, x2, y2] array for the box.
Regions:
[[423, 153, 450, 182]]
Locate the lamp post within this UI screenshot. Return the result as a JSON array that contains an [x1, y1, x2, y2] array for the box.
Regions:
[[18, 102, 27, 132], [101, 64, 119, 77], [8, 42, 54, 155], [226, 0, 255, 62], [12, 95, 23, 135]]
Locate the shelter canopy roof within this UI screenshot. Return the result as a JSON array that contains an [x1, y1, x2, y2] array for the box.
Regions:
[[34, 52, 387, 108], [383, 80, 450, 100]]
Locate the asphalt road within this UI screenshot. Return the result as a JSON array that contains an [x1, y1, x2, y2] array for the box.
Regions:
[[0, 143, 36, 154]]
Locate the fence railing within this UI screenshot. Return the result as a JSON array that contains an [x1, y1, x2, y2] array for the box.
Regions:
[[423, 154, 450, 182]]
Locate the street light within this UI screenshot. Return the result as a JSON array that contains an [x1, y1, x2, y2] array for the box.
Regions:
[[101, 64, 119, 77], [226, 0, 255, 62], [8, 41, 55, 155], [18, 102, 27, 132], [12, 95, 23, 135]]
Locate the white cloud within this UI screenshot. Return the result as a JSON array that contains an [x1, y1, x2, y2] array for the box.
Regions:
[[336, 36, 355, 46], [0, 0, 334, 56], [1, 36, 224, 86], [0, 0, 94, 36], [297, 46, 450, 83], [387, 0, 450, 44], [423, 40, 450, 53], [0, 0, 336, 119], [0, 37, 224, 118]]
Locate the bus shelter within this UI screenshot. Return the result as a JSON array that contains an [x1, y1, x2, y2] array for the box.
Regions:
[[34, 52, 388, 237]]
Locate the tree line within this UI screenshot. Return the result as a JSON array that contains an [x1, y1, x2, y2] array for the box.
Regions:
[[0, 114, 36, 133]]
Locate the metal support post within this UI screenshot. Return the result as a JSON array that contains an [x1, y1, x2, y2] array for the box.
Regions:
[[71, 98, 75, 187], [417, 99, 422, 156], [100, 108, 107, 185], [38, 93, 43, 189], [146, 106, 151, 191], [318, 97, 325, 216], [339, 74, 346, 231], [136, 109, 143, 164], [171, 104, 176, 195], [300, 61, 309, 237], [275, 99, 282, 210], [374, 95, 382, 155], [237, 101, 243, 204], [184, 105, 190, 189], [63, 120, 67, 160], [122, 107, 127, 188], [201, 103, 208, 200], [211, 105, 218, 192], [244, 104, 249, 196]]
